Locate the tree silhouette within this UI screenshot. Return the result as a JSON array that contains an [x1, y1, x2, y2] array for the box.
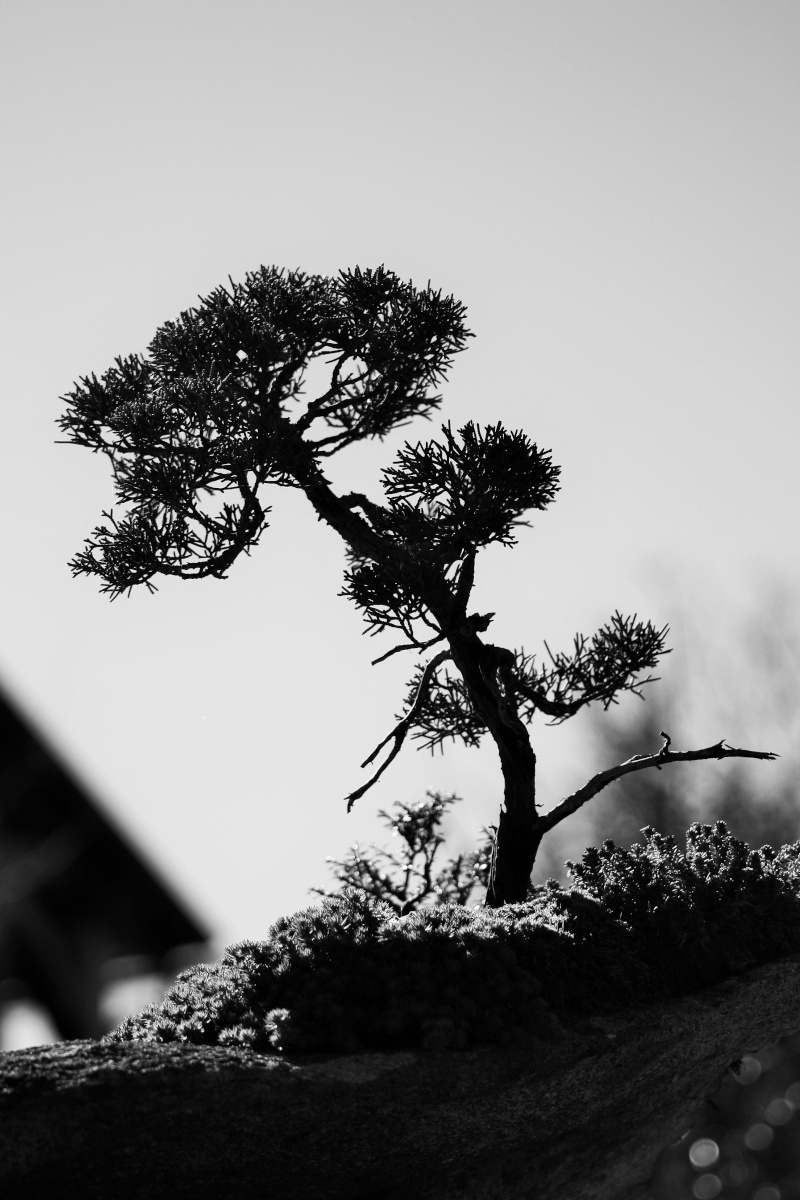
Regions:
[[58, 265, 777, 905]]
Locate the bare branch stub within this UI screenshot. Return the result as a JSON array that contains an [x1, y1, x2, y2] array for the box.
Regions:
[[538, 738, 780, 835]]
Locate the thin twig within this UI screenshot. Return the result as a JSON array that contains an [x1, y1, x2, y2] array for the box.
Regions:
[[345, 650, 452, 811], [536, 736, 779, 835], [371, 632, 444, 666]]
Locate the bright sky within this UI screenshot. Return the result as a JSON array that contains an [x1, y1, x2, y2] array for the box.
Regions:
[[1, 1, 798, 961]]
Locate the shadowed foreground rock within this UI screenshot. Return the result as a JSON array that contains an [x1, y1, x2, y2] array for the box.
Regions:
[[1, 957, 799, 1200]]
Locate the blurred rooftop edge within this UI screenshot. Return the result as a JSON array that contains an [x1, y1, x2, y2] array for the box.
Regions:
[[0, 678, 211, 1048]]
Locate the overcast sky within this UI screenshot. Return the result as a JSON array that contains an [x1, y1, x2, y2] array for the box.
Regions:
[[1, 1, 798, 974]]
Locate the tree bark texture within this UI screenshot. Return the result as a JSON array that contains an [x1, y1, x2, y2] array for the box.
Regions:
[[2, 956, 799, 1200], [445, 634, 540, 906]]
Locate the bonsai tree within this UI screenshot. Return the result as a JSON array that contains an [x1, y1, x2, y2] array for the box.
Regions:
[[58, 265, 777, 906]]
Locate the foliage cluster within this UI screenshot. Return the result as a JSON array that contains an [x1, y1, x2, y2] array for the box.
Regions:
[[58, 265, 472, 594], [105, 889, 560, 1055], [311, 790, 494, 915], [568, 821, 800, 995], [105, 823, 800, 1056]]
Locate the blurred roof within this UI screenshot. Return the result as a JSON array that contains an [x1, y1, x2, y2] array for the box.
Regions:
[[0, 680, 209, 1037]]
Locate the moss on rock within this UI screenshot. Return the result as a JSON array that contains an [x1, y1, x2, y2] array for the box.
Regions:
[[105, 822, 800, 1055]]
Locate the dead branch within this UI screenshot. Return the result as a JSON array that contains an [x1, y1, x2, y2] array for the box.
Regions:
[[346, 650, 452, 811], [371, 632, 444, 666], [536, 735, 779, 835]]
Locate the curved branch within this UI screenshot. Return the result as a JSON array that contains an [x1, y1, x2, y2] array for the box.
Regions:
[[512, 677, 583, 720], [537, 736, 780, 836], [345, 650, 452, 811]]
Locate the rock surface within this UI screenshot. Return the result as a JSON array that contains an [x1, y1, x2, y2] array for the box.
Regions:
[[2, 956, 800, 1200]]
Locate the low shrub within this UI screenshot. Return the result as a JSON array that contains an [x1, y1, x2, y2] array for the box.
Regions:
[[105, 822, 800, 1055]]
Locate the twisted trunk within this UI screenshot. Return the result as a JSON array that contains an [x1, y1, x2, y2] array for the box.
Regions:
[[487, 797, 543, 907], [446, 633, 541, 907], [294, 459, 544, 905]]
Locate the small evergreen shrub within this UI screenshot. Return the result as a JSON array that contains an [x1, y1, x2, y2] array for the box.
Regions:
[[105, 823, 800, 1056], [568, 821, 800, 994], [108, 889, 560, 1053]]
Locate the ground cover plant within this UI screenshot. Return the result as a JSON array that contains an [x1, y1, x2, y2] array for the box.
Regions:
[[105, 821, 800, 1055], [58, 264, 777, 905]]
